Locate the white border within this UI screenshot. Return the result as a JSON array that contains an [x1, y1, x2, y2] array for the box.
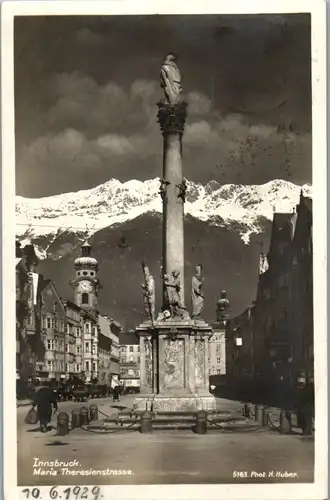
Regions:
[[2, 1, 327, 499]]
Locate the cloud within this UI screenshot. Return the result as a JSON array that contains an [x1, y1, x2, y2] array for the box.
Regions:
[[18, 70, 311, 196], [186, 92, 212, 115], [47, 72, 156, 136], [185, 121, 218, 146], [95, 133, 150, 157]]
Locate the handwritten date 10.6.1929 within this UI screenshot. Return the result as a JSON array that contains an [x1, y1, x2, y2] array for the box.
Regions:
[[21, 486, 101, 500]]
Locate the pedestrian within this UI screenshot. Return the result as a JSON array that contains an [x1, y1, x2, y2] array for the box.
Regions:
[[113, 384, 120, 403], [301, 376, 314, 435], [296, 374, 314, 435], [31, 381, 58, 433]]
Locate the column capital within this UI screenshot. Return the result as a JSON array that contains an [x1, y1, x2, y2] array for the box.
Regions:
[[157, 101, 188, 135]]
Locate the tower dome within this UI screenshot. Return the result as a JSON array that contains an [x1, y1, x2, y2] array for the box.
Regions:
[[74, 240, 98, 270], [72, 240, 100, 311]]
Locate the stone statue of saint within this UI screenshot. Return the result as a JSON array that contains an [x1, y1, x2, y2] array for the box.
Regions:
[[141, 263, 155, 321], [159, 179, 170, 200], [176, 179, 187, 203], [192, 264, 204, 318], [160, 53, 182, 105], [164, 269, 182, 317], [217, 290, 231, 322]]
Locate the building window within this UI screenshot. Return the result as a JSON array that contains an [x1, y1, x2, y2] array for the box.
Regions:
[[47, 317, 52, 329], [85, 323, 90, 333], [65, 344, 68, 353], [216, 345, 221, 353], [47, 340, 51, 350], [85, 361, 90, 371], [76, 327, 81, 337], [216, 357, 221, 364], [92, 343, 96, 354], [92, 362, 96, 372], [216, 369, 221, 374], [77, 346, 80, 355], [65, 364, 68, 372], [76, 364, 80, 372], [82, 293, 89, 305], [129, 346, 134, 352], [85, 342, 90, 352], [66, 324, 70, 334]]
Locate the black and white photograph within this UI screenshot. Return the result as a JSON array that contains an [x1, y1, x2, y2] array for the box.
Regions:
[[2, 1, 327, 500]]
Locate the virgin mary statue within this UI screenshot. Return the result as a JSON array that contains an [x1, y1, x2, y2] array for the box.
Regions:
[[160, 53, 182, 105]]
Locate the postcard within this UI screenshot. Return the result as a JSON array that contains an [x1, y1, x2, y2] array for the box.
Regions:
[[2, 1, 327, 499]]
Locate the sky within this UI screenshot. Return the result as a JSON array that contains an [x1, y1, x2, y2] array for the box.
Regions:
[[14, 14, 312, 198]]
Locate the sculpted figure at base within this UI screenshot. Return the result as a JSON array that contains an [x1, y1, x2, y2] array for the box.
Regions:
[[141, 262, 155, 321], [160, 53, 182, 105], [192, 264, 204, 318], [164, 269, 183, 317], [216, 290, 231, 323]]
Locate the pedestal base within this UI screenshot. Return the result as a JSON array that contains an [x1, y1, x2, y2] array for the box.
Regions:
[[134, 316, 216, 412], [134, 393, 216, 412]]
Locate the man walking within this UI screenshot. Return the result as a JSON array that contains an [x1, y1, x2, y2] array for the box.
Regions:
[[296, 374, 314, 435], [32, 381, 58, 432], [113, 384, 120, 403]]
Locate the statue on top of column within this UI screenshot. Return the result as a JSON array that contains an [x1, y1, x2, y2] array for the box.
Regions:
[[191, 264, 204, 318], [141, 262, 155, 322], [160, 53, 182, 105]]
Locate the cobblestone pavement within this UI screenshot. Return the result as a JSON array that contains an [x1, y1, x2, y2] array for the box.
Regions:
[[17, 396, 314, 486]]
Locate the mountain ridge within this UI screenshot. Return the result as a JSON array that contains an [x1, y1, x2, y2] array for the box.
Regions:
[[16, 178, 312, 259]]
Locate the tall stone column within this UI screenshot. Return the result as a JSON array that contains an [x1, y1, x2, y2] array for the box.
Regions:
[[157, 102, 187, 307]]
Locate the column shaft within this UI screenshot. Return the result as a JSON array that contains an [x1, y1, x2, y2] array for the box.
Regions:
[[163, 132, 184, 305], [139, 336, 145, 392]]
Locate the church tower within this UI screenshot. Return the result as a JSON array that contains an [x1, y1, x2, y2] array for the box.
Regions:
[[72, 240, 100, 312]]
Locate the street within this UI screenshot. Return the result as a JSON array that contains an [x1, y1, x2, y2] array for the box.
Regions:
[[17, 395, 314, 485]]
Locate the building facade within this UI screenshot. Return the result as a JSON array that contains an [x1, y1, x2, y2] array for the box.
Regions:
[[209, 298, 228, 376], [16, 238, 122, 388], [98, 315, 120, 385], [63, 301, 83, 378], [209, 328, 226, 376], [226, 192, 313, 403], [226, 306, 256, 393], [119, 343, 140, 388], [16, 241, 43, 382], [36, 278, 66, 381]]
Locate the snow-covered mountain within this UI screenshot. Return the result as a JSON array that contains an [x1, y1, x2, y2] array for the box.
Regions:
[[16, 178, 312, 258]]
